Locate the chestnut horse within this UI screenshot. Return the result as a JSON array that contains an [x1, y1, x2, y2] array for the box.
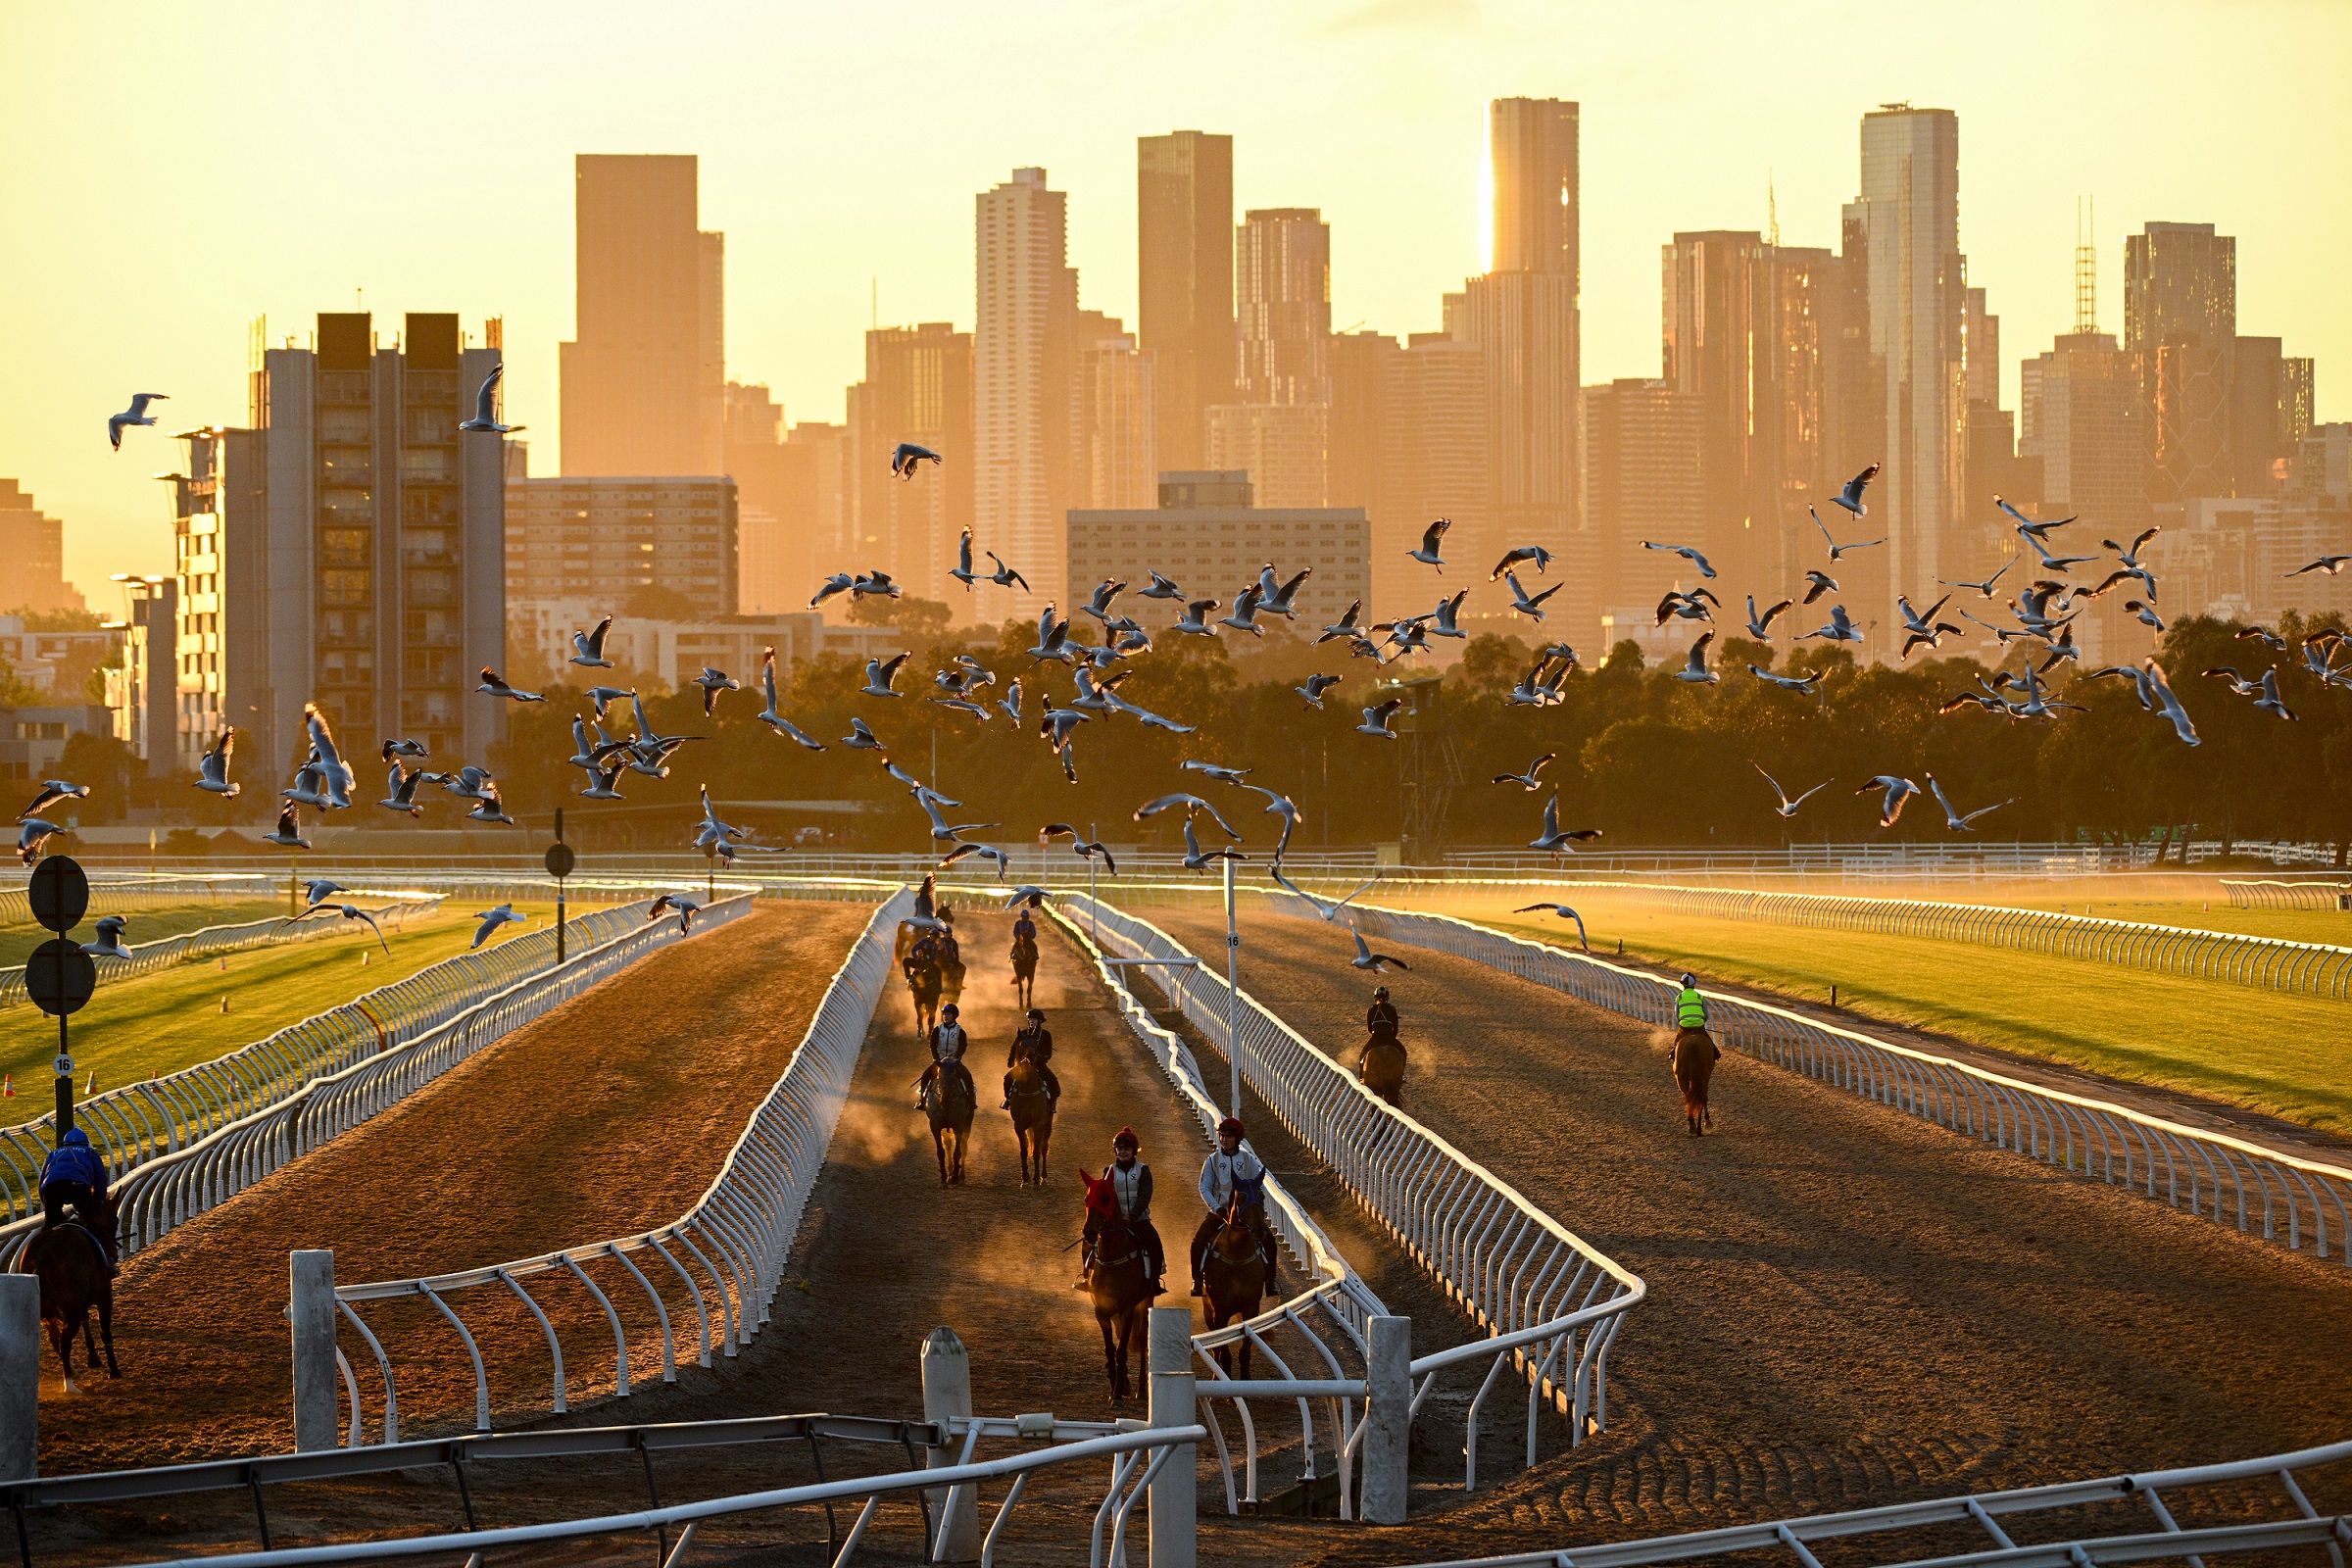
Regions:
[[1078, 1169, 1155, 1402], [11, 1193, 122, 1391], [922, 1067, 976, 1184], [1355, 1032, 1407, 1108], [1671, 1028, 1720, 1136], [1005, 1056, 1054, 1186], [1200, 1177, 1271, 1378], [1009, 934, 1040, 1010]]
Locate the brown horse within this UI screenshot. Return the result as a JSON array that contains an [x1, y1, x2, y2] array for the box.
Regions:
[[1356, 1032, 1407, 1108], [12, 1193, 122, 1391], [922, 1067, 975, 1184], [1078, 1169, 1154, 1403], [1200, 1185, 1270, 1378], [1671, 1028, 1721, 1136], [1006, 1056, 1054, 1186], [1009, 934, 1040, 1010]]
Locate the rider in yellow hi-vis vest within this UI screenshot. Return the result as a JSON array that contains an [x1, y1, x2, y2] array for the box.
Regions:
[[1670, 971, 1721, 1137]]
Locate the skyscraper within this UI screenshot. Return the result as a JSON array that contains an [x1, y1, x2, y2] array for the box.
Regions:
[[1138, 131, 1234, 473], [1380, 334, 1487, 619], [252, 312, 507, 766], [1462, 98, 1581, 609], [975, 168, 1076, 613], [847, 322, 974, 605], [1074, 321, 1156, 512], [1234, 208, 1331, 404], [1585, 378, 1704, 660], [1662, 231, 1774, 585], [562, 155, 725, 477], [0, 481, 84, 616], [1853, 105, 1966, 637]]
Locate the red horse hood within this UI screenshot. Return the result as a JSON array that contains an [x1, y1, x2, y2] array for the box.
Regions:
[[1081, 1166, 1116, 1222]]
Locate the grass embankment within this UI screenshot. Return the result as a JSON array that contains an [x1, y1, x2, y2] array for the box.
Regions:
[[1406, 893, 2352, 1141], [0, 901, 563, 1102], [0, 900, 290, 968]]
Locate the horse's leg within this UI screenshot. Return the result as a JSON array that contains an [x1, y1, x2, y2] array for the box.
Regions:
[[1099, 1308, 1121, 1401], [99, 1288, 120, 1378], [48, 1316, 76, 1394], [935, 1125, 950, 1186]]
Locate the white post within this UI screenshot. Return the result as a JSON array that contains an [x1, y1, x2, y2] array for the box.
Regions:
[[0, 1273, 37, 1480], [1147, 1305, 1198, 1568], [289, 1249, 338, 1451], [1361, 1315, 1412, 1525], [920, 1326, 979, 1562], [1222, 855, 1241, 1115]]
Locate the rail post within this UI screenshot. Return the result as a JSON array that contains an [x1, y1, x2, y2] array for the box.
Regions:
[[1147, 1305, 1198, 1568], [920, 1325, 978, 1561], [1223, 855, 1242, 1115], [1361, 1314, 1411, 1524], [289, 1250, 338, 1451], [0, 1273, 36, 1480]]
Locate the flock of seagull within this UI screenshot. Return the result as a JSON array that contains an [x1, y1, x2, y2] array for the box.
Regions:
[[88, 382, 2352, 963]]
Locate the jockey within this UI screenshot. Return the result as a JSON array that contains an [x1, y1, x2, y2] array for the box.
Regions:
[[904, 929, 943, 988], [1191, 1117, 1278, 1298], [1674, 973, 1708, 1035], [1366, 985, 1399, 1038], [913, 1002, 977, 1107], [1081, 1127, 1164, 1293], [1002, 1006, 1061, 1108], [1011, 907, 1038, 948], [38, 1126, 116, 1272]]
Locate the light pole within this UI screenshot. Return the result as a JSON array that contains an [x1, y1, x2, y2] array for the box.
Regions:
[[1223, 853, 1241, 1116]]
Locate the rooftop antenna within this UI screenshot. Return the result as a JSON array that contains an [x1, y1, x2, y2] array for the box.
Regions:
[[871, 278, 878, 329], [2074, 196, 2097, 334], [1767, 172, 1780, 248]]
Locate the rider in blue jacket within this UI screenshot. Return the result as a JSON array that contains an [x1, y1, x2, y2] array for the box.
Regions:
[[38, 1127, 116, 1270]]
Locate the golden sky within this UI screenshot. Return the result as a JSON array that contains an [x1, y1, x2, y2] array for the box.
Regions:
[[3, 0, 2345, 600]]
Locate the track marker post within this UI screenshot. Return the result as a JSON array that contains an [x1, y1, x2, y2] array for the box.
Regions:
[[1223, 855, 1241, 1116], [1361, 1315, 1412, 1524], [921, 1326, 979, 1561], [289, 1250, 338, 1451], [546, 809, 575, 964], [0, 1274, 36, 1480], [1147, 1305, 1198, 1567]]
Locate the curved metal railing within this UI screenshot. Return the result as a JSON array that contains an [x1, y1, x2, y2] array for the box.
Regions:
[[1064, 893, 1646, 1486], [1321, 899, 2352, 1272], [326, 887, 906, 1442], [0, 900, 663, 1220], [0, 899, 746, 1268], [2224, 877, 2352, 911], [0, 893, 445, 1011]]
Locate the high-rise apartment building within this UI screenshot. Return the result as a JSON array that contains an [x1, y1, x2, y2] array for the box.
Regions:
[[1075, 322, 1157, 512], [1138, 132, 1235, 472], [1852, 105, 1966, 636], [725, 382, 792, 613], [160, 427, 264, 773], [2127, 221, 2236, 504], [2021, 330, 2146, 552], [0, 481, 85, 616], [1327, 330, 1396, 520], [243, 312, 507, 767], [1067, 470, 1368, 637], [777, 420, 848, 612], [1662, 231, 1774, 587], [1207, 404, 1328, 510], [847, 323, 974, 606], [1585, 378, 1704, 661], [1380, 334, 1488, 620], [975, 168, 1076, 614], [562, 155, 725, 477], [1461, 98, 1582, 614], [1233, 209, 1331, 404]]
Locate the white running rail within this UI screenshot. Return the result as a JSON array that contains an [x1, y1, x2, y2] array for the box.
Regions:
[[0, 894, 445, 1010], [0, 899, 662, 1221], [2225, 877, 2352, 911], [0, 897, 752, 1271], [1319, 898, 2352, 1272], [1399, 1438, 2352, 1568], [1064, 893, 1646, 1488], [327, 887, 907, 1442]]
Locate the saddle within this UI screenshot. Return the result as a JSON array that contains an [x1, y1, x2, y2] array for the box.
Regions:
[[28, 1217, 111, 1272]]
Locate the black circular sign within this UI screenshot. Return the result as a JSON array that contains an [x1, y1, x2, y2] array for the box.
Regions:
[[544, 843, 576, 879], [27, 939, 96, 1016], [28, 857, 89, 934]]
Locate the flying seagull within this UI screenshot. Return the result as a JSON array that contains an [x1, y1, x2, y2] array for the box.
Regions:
[[755, 649, 825, 750], [1512, 904, 1590, 951], [1348, 928, 1410, 973], [262, 802, 311, 850], [861, 651, 911, 698], [458, 363, 521, 433], [377, 763, 426, 816], [1755, 762, 1829, 818], [1492, 753, 1555, 792], [1355, 697, 1404, 739], [1812, 505, 1884, 561], [1405, 517, 1450, 572], [1745, 595, 1792, 641], [1296, 672, 1342, 709], [1503, 570, 1561, 621], [570, 616, 614, 667], [890, 441, 942, 479], [469, 905, 527, 950], [1855, 775, 1921, 828], [1135, 792, 1241, 840], [288, 902, 390, 955], [18, 780, 88, 822], [195, 728, 240, 797], [1831, 462, 1881, 517], [81, 915, 132, 960], [2286, 555, 2352, 578], [1180, 816, 1247, 871], [1939, 558, 2016, 600], [648, 892, 705, 935], [1926, 773, 2011, 832], [1270, 864, 1379, 922], [17, 818, 64, 865], [1491, 544, 1554, 580], [1748, 664, 1822, 694], [1642, 540, 1717, 578], [478, 667, 545, 703], [109, 393, 169, 451], [1675, 631, 1719, 684], [809, 573, 854, 609], [1528, 792, 1602, 856]]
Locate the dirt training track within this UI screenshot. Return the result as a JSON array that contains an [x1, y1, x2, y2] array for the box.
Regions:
[[29, 903, 873, 1477], [1153, 906, 2352, 1553]]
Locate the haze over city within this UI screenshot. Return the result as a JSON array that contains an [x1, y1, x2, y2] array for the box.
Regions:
[[4, 0, 2346, 590]]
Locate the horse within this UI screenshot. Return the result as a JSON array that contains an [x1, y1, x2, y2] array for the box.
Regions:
[[1078, 1169, 1155, 1403], [1009, 934, 1040, 1010], [1356, 1029, 1407, 1108], [1005, 1055, 1054, 1186], [1671, 1028, 1721, 1136], [12, 1193, 122, 1391], [1200, 1178, 1270, 1378], [922, 1066, 976, 1184], [906, 958, 943, 1036]]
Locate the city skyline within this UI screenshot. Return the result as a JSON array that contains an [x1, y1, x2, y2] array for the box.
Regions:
[[3, 1, 2347, 592]]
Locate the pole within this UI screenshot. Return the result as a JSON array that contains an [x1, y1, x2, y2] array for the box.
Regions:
[[289, 1250, 339, 1450], [0, 1274, 36, 1481], [1223, 854, 1241, 1116], [920, 1327, 979, 1561], [288, 849, 299, 917], [556, 875, 566, 963], [1147, 1305, 1199, 1567], [1360, 1315, 1412, 1524], [1089, 818, 1099, 942], [54, 1013, 71, 1137]]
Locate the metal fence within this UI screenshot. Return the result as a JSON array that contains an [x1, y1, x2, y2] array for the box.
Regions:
[[0, 898, 736, 1259], [1399, 1437, 2352, 1568], [1063, 894, 1646, 1486], [1513, 880, 2352, 1000], [2225, 878, 2352, 911], [0, 894, 445, 1011], [1315, 899, 2352, 1273], [326, 887, 906, 1442]]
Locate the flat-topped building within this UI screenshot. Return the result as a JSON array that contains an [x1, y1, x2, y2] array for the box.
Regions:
[[1067, 469, 1369, 632]]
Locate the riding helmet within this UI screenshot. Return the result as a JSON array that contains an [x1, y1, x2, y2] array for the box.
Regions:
[[1112, 1126, 1140, 1151], [1216, 1116, 1245, 1140], [1026, 1007, 1046, 1022], [941, 1002, 958, 1016], [1372, 986, 1390, 1001], [1679, 973, 1696, 987]]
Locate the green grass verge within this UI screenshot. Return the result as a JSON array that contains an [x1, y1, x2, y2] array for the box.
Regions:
[[1404, 894, 2352, 1141], [0, 901, 291, 967], [0, 902, 563, 1102]]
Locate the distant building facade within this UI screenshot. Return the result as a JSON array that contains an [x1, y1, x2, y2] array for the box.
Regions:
[[1585, 378, 1704, 662], [562, 155, 724, 477], [1067, 469, 1368, 634], [504, 601, 900, 694], [846, 323, 975, 607], [975, 168, 1077, 615], [504, 475, 739, 620], [1137, 131, 1235, 473], [0, 482, 85, 617]]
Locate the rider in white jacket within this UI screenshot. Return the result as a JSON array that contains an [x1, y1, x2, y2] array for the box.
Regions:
[[1190, 1117, 1278, 1298]]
